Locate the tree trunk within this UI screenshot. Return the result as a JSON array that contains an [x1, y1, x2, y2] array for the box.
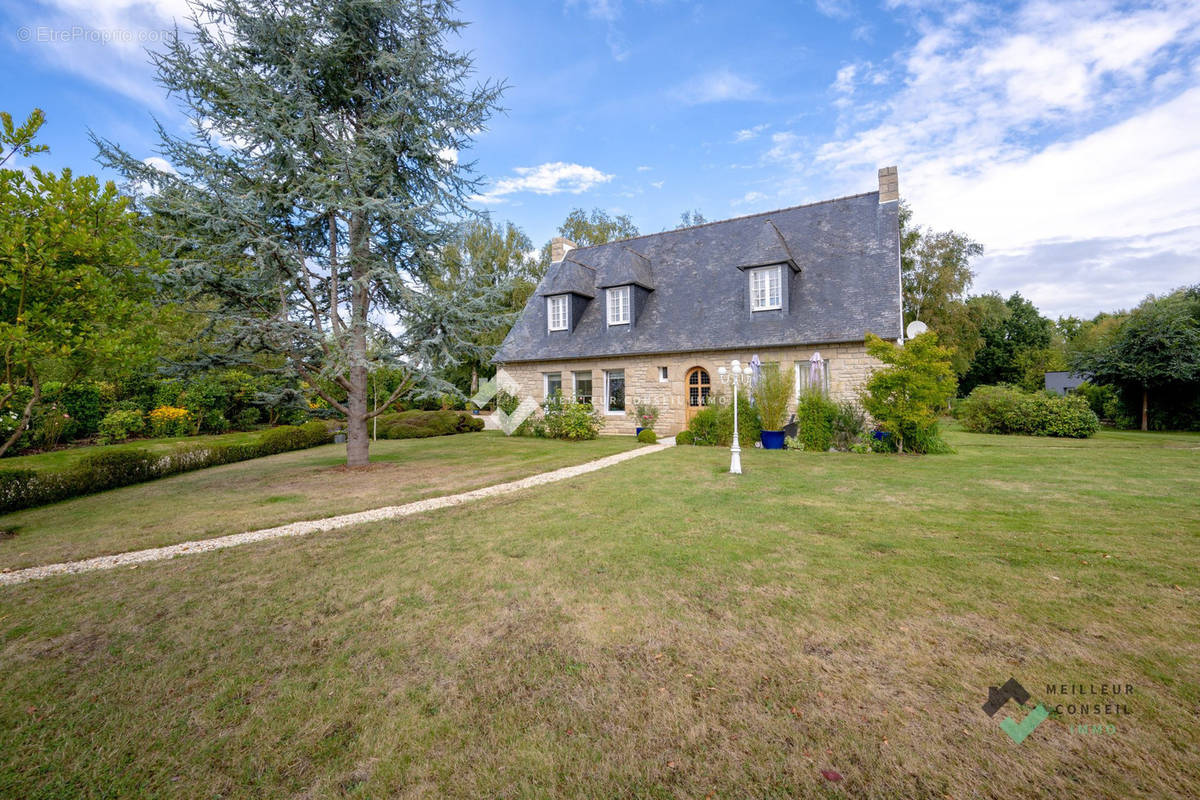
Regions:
[[346, 363, 370, 466], [1141, 387, 1149, 432], [345, 209, 371, 466]]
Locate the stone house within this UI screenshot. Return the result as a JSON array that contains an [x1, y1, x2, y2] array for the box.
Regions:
[[493, 167, 904, 436]]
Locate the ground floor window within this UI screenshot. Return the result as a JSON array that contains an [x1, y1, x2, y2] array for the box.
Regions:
[[605, 369, 625, 413], [795, 358, 830, 396], [544, 372, 562, 400], [573, 371, 593, 405]]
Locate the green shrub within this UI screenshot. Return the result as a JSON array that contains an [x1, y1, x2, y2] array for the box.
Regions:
[[795, 391, 836, 452], [542, 394, 604, 440], [862, 332, 957, 454], [674, 430, 694, 446], [376, 410, 483, 440], [634, 403, 660, 432], [751, 365, 792, 431], [97, 409, 146, 444], [61, 382, 105, 437], [687, 406, 722, 446], [636, 428, 657, 444], [958, 385, 1099, 437], [0, 422, 334, 513], [234, 407, 262, 430], [712, 391, 761, 446], [832, 401, 866, 451]]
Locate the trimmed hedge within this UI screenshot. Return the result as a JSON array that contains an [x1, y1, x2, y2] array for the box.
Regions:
[[0, 421, 333, 514], [675, 430, 694, 446], [957, 385, 1100, 438], [636, 429, 657, 444], [375, 410, 484, 440]]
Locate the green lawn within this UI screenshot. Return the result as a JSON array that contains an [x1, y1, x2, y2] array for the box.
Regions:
[[0, 433, 638, 570], [1, 428, 1198, 798], [0, 429, 266, 472]]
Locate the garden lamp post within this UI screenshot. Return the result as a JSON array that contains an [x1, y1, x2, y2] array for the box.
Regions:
[[717, 360, 752, 474]]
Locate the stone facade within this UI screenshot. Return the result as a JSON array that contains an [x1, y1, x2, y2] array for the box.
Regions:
[[496, 340, 881, 436]]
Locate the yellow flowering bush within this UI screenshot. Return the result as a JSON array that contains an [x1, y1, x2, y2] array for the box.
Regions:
[[148, 405, 192, 437]]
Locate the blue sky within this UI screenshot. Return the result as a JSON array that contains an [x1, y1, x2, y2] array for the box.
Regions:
[[3, 0, 1199, 319]]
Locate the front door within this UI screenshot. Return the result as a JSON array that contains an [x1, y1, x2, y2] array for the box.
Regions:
[[684, 367, 711, 424]]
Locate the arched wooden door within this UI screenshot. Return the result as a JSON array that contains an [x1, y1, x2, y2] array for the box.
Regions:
[[684, 367, 711, 424]]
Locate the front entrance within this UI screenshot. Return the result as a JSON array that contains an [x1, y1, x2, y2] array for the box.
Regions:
[[684, 366, 711, 424]]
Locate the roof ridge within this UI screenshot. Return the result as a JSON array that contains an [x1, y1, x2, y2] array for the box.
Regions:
[[568, 189, 880, 252]]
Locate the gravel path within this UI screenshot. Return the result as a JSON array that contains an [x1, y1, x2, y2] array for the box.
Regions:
[[0, 441, 672, 587]]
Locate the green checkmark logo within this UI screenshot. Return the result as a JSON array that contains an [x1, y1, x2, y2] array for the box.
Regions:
[[999, 703, 1049, 744]]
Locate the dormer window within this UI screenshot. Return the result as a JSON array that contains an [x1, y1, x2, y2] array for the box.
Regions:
[[606, 286, 630, 326], [547, 295, 568, 331], [750, 265, 782, 311]]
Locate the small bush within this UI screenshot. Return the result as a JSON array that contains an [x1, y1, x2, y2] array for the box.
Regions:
[[687, 406, 722, 446], [61, 382, 105, 437], [957, 385, 1100, 438], [97, 409, 146, 444], [636, 428, 657, 444], [149, 406, 192, 437], [832, 401, 866, 451], [795, 392, 837, 452], [712, 391, 761, 447], [542, 394, 604, 440], [634, 403, 660, 432], [675, 430, 694, 446]]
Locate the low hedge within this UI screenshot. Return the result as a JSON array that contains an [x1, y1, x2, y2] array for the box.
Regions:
[[375, 410, 484, 440], [957, 385, 1100, 438], [636, 429, 657, 444], [0, 421, 333, 514]]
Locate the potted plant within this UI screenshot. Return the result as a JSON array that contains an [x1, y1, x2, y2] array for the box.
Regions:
[[634, 402, 659, 436], [752, 365, 792, 449]]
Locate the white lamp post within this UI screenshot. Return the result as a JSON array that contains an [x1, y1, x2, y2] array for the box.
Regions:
[[717, 360, 752, 474]]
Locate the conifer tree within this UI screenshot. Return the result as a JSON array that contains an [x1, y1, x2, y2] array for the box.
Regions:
[[96, 0, 504, 465]]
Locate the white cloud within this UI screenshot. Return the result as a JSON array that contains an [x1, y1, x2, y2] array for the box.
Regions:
[[802, 0, 1200, 316], [473, 162, 615, 204], [650, 180, 664, 189], [636, 165, 653, 172], [566, 0, 622, 23], [732, 190, 768, 207], [815, 0, 853, 20], [673, 69, 761, 105], [733, 123, 769, 142]]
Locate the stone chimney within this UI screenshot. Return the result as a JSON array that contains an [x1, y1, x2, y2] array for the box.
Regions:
[[878, 166, 899, 203], [550, 236, 577, 263]]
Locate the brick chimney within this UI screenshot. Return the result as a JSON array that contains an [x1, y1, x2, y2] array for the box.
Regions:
[[550, 236, 577, 263], [878, 166, 899, 203]]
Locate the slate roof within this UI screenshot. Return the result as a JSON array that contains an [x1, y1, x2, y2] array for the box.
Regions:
[[495, 190, 902, 363]]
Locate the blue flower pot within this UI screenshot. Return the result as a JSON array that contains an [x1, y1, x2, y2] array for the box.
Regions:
[[761, 430, 785, 450], [636, 426, 645, 436]]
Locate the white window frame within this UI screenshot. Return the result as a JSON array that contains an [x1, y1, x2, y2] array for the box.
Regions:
[[606, 286, 631, 326], [795, 359, 831, 396], [604, 369, 626, 415], [547, 295, 568, 331], [544, 372, 562, 400], [658, 366, 669, 382], [572, 370, 593, 405], [749, 265, 782, 312]]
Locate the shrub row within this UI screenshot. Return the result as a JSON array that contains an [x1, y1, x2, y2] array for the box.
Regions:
[[957, 385, 1100, 438], [375, 410, 484, 440], [0, 421, 333, 514], [686, 392, 761, 446]]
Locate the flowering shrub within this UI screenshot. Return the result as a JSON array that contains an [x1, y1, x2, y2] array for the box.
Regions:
[[149, 406, 192, 437], [634, 403, 660, 431]]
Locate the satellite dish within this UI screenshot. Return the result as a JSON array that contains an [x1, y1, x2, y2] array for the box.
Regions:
[[906, 320, 929, 339]]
